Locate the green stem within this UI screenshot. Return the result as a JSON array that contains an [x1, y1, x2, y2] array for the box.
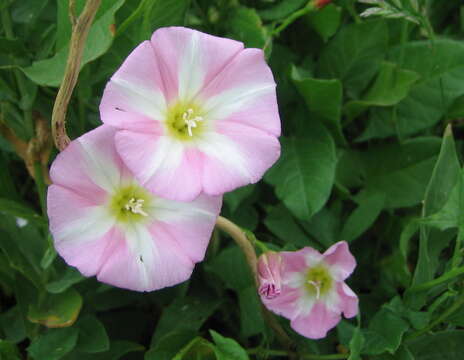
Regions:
[[272, 1, 316, 37], [33, 162, 46, 216], [408, 291, 464, 340], [247, 348, 348, 359], [408, 266, 464, 293]]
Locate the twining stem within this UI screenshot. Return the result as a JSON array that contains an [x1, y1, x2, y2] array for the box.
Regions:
[[215, 216, 258, 284], [51, 0, 102, 151], [215, 216, 294, 351], [272, 2, 316, 37], [408, 265, 464, 293]]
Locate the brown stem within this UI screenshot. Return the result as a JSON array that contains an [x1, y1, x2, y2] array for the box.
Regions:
[[51, 0, 102, 151], [0, 117, 51, 184], [215, 216, 294, 351]]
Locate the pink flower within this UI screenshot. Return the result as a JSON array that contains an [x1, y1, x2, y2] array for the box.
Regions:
[[260, 242, 358, 339], [99, 27, 281, 201], [47, 125, 221, 292], [258, 251, 283, 299]]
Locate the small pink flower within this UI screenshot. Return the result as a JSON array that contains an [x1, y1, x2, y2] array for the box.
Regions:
[[47, 125, 221, 292], [100, 26, 281, 201], [259, 242, 358, 339], [258, 251, 283, 299]]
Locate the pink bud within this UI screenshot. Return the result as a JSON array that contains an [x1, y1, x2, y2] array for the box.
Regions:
[[314, 0, 332, 9], [258, 252, 283, 299]]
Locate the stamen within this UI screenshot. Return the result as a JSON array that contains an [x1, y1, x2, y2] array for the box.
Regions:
[[307, 280, 321, 299], [124, 198, 148, 217], [182, 108, 203, 137]]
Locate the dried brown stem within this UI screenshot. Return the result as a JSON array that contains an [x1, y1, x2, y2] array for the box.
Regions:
[[215, 216, 294, 351], [0, 115, 52, 184], [51, 0, 102, 151]]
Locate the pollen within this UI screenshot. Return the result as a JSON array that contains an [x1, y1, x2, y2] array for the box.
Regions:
[[305, 265, 333, 299], [109, 185, 152, 223], [166, 102, 205, 140]]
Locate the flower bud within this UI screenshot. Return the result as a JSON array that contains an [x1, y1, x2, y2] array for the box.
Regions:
[[257, 251, 283, 299]]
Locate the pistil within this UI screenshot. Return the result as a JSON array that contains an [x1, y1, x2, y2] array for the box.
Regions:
[[182, 108, 203, 136]]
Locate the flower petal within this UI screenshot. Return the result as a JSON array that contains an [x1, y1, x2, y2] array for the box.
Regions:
[[115, 131, 204, 201], [262, 286, 301, 319], [199, 48, 280, 137], [197, 122, 280, 195], [96, 224, 194, 292], [290, 302, 342, 339], [150, 27, 244, 102], [100, 41, 167, 130], [337, 282, 358, 318], [149, 193, 221, 262], [323, 241, 356, 281]]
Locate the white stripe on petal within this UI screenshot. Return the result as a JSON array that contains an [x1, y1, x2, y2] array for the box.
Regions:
[[55, 205, 115, 245], [123, 224, 158, 291], [195, 131, 249, 178], [178, 31, 206, 101], [78, 136, 121, 193], [140, 137, 185, 184], [110, 78, 166, 120], [202, 84, 275, 122]]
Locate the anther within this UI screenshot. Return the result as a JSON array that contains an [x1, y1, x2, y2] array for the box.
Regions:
[[182, 108, 203, 137], [124, 198, 148, 217]]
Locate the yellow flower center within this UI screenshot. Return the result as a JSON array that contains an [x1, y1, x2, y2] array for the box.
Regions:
[[305, 265, 333, 299], [109, 184, 152, 223], [165, 102, 205, 141]]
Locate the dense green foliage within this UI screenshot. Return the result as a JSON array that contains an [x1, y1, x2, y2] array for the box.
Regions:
[[1, 0, 464, 359]]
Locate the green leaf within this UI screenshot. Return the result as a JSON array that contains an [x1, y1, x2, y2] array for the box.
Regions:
[[359, 137, 441, 209], [411, 126, 461, 291], [341, 192, 385, 242], [145, 331, 197, 360], [360, 39, 464, 140], [292, 67, 345, 144], [306, 4, 342, 42], [46, 267, 85, 294], [224, 184, 256, 213], [22, 0, 125, 86], [0, 306, 26, 343], [28, 288, 83, 328], [265, 121, 337, 220], [228, 6, 267, 48], [0, 198, 45, 226], [139, 0, 190, 41], [372, 345, 414, 360], [348, 327, 365, 360], [238, 286, 265, 337], [207, 246, 253, 291], [76, 315, 110, 353], [345, 61, 420, 121], [151, 296, 221, 346], [0, 340, 21, 360], [363, 308, 409, 355], [172, 337, 215, 360], [408, 331, 464, 359], [258, 0, 307, 21], [317, 20, 388, 97], [210, 330, 249, 360], [264, 204, 313, 248], [27, 327, 79, 360]]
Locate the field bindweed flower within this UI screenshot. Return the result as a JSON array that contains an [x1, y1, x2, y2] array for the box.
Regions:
[[100, 26, 281, 201], [259, 242, 358, 339], [258, 251, 283, 299], [47, 125, 221, 292]]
